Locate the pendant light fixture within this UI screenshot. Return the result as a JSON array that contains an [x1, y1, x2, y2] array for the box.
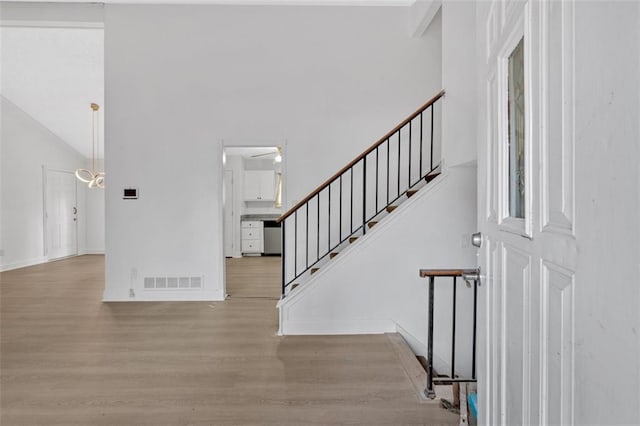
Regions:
[[75, 103, 105, 189]]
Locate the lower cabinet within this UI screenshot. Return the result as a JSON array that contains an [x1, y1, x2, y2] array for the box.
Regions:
[[241, 221, 263, 254]]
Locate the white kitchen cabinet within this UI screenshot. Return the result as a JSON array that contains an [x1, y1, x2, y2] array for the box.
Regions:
[[244, 170, 276, 201], [241, 220, 263, 254]]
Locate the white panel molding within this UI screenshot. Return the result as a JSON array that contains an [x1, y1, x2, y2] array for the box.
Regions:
[[486, 0, 498, 62], [502, 0, 526, 32], [487, 71, 498, 223], [540, 260, 575, 426], [482, 237, 500, 426], [501, 243, 532, 426], [540, 0, 575, 237]]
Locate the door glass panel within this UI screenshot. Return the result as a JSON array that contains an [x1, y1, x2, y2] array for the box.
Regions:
[[508, 38, 525, 218]]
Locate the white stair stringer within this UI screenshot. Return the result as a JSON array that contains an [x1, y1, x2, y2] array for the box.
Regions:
[[280, 166, 440, 296], [278, 163, 477, 375]]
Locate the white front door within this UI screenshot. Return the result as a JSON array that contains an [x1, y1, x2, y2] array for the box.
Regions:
[[46, 169, 78, 260], [478, 1, 577, 425]]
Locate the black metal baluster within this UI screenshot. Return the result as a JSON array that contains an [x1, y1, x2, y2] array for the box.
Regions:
[[350, 167, 354, 233], [397, 130, 401, 196], [317, 193, 320, 261], [451, 277, 457, 379], [375, 147, 379, 213], [426, 276, 436, 399], [386, 139, 390, 205], [294, 211, 298, 279], [409, 120, 412, 187], [339, 175, 343, 241], [281, 220, 286, 296], [328, 183, 331, 252], [430, 104, 435, 171], [363, 155, 367, 234], [472, 279, 478, 380], [419, 112, 423, 177]]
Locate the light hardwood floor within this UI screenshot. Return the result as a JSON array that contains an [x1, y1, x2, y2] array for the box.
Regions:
[[1, 255, 457, 425]]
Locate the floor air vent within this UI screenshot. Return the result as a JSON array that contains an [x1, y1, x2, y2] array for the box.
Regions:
[[144, 276, 203, 290]]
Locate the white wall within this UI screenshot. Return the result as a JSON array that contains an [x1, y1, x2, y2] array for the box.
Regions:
[[85, 159, 105, 254], [0, 96, 91, 270], [279, 165, 477, 376], [104, 4, 443, 301], [441, 1, 477, 167], [572, 2, 640, 424]]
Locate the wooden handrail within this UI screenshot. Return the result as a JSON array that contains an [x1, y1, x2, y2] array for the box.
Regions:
[[419, 269, 478, 278], [277, 90, 445, 223]]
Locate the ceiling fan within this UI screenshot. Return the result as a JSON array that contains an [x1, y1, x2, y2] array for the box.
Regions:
[[251, 146, 282, 163]]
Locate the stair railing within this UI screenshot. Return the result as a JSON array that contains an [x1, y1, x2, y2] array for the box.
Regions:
[[418, 268, 479, 399], [277, 90, 445, 297]]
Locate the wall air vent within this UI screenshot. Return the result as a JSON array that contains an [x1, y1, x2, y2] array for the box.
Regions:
[[143, 276, 203, 290]]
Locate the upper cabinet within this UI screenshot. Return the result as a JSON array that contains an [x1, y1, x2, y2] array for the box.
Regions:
[[244, 170, 276, 201]]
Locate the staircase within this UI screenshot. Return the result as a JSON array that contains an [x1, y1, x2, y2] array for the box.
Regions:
[[276, 91, 478, 412], [277, 90, 446, 296], [272, 89, 482, 423]]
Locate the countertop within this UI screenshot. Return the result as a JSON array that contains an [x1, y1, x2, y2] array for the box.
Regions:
[[241, 214, 281, 221]]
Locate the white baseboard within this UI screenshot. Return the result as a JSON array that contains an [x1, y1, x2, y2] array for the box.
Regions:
[[0, 256, 48, 272], [102, 288, 225, 302], [278, 318, 396, 336], [395, 323, 427, 356]]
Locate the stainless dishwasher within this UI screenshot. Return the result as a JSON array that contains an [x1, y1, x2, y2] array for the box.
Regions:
[[263, 220, 282, 255]]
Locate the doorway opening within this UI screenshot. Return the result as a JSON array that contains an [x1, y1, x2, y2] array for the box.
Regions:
[[222, 144, 286, 300]]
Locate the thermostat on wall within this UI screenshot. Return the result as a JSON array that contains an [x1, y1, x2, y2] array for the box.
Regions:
[[123, 188, 138, 199]]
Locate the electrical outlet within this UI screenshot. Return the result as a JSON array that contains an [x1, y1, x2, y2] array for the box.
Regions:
[[129, 288, 135, 298]]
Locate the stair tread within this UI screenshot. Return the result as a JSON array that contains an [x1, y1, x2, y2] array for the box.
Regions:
[[386, 205, 398, 213], [330, 252, 339, 259], [311, 268, 319, 274], [349, 237, 358, 243], [367, 221, 378, 229], [425, 172, 441, 183]]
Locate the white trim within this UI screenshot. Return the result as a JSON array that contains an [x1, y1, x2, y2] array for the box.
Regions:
[[0, 20, 103, 29], [496, 7, 532, 239], [0, 257, 49, 272], [277, 170, 448, 306], [279, 319, 396, 336]]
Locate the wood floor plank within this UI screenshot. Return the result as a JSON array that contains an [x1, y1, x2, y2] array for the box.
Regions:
[[1, 255, 457, 425]]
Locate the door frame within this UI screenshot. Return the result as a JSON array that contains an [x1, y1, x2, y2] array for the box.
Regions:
[[43, 166, 79, 260], [219, 139, 288, 297]]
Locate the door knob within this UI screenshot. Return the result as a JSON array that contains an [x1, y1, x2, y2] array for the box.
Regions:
[[471, 232, 482, 248], [462, 268, 481, 287]]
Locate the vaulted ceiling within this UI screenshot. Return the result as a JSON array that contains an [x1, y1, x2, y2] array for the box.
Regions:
[[1, 25, 104, 159], [0, 0, 416, 160]]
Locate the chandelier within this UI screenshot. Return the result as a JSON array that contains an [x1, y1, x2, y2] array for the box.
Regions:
[[75, 103, 105, 188]]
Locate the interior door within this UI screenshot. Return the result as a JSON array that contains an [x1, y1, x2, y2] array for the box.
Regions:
[[478, 1, 577, 425], [46, 169, 78, 260], [223, 169, 234, 257]]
